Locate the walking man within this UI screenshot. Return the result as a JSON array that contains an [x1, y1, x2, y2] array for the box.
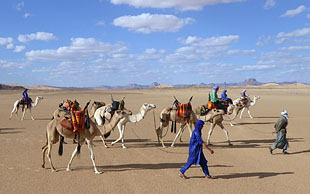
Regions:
[[269, 110, 289, 154], [179, 120, 214, 179]]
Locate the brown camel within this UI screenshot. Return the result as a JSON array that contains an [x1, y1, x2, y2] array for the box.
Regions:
[[194, 103, 243, 146], [155, 106, 198, 148], [41, 108, 127, 174]]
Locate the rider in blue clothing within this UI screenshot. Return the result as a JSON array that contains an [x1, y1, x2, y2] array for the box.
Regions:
[[22, 89, 32, 104], [221, 89, 233, 104]]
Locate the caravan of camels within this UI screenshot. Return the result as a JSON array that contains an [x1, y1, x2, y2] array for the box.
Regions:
[[8, 87, 263, 174]]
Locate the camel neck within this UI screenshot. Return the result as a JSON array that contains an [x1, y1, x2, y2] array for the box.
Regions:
[[98, 115, 121, 135], [128, 106, 148, 123]]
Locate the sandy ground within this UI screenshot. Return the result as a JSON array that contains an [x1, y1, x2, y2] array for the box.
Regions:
[[0, 87, 309, 194]]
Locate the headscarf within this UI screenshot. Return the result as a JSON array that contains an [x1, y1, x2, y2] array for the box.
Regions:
[[213, 85, 219, 91], [194, 120, 205, 135], [242, 89, 246, 93], [223, 89, 227, 94], [281, 110, 288, 120]]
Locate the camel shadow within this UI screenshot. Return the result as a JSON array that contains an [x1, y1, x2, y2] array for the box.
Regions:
[[234, 122, 274, 125], [255, 116, 280, 119], [0, 127, 24, 134], [69, 162, 232, 173], [35, 118, 53, 121]]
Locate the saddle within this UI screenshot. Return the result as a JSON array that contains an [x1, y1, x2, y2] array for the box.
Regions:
[[176, 102, 192, 118]]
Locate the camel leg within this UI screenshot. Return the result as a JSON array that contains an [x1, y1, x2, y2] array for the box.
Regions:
[[207, 123, 216, 145], [247, 107, 253, 119], [29, 108, 35, 120], [120, 125, 126, 149], [230, 121, 235, 127], [180, 123, 193, 142], [86, 139, 102, 174], [41, 144, 48, 168], [47, 140, 57, 172], [111, 123, 126, 148], [218, 123, 232, 146], [156, 125, 166, 148], [239, 107, 245, 119], [100, 136, 108, 148], [171, 124, 186, 147], [66, 141, 85, 172], [21, 108, 26, 120], [9, 107, 16, 119]]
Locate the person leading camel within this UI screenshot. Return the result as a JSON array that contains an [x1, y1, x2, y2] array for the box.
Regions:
[[179, 120, 214, 179], [269, 110, 289, 154]]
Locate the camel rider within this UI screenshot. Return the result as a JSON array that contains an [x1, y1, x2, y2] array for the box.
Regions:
[[221, 89, 233, 104], [210, 85, 224, 110], [22, 89, 32, 105], [241, 89, 247, 98]]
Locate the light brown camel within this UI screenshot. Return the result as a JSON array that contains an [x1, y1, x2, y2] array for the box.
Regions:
[[193, 103, 243, 146], [155, 106, 198, 148], [41, 108, 127, 174]]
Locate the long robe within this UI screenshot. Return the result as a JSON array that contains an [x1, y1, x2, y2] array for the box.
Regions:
[[272, 115, 289, 150]]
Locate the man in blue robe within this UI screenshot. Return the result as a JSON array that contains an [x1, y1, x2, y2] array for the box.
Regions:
[[179, 120, 214, 179], [221, 89, 233, 104]]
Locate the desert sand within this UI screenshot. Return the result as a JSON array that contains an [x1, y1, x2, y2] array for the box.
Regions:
[[0, 86, 309, 194]]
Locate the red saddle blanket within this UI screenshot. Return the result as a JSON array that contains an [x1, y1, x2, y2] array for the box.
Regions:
[[71, 110, 85, 133], [176, 103, 192, 118]]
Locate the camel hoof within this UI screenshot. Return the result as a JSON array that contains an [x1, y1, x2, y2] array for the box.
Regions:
[[95, 171, 103, 174], [66, 168, 72, 172], [52, 168, 57, 172], [171, 144, 175, 147], [41, 164, 45, 168], [207, 143, 212, 146], [228, 143, 233, 146], [122, 146, 127, 149]]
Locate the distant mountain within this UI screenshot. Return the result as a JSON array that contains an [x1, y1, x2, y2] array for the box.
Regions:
[[0, 84, 25, 90], [237, 78, 262, 86], [1, 79, 307, 90]]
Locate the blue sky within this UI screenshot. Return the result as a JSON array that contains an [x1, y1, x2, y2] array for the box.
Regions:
[[1, 0, 310, 87]]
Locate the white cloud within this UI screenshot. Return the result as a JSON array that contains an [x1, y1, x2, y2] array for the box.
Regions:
[[183, 35, 239, 47], [227, 49, 256, 55], [96, 20, 105, 25], [14, 45, 26, 53], [0, 60, 26, 69], [256, 35, 271, 46], [0, 37, 14, 49], [278, 46, 310, 51], [25, 38, 127, 61], [110, 0, 245, 11], [18, 32, 57, 42], [24, 13, 31, 19], [16, 2, 24, 11], [236, 64, 276, 71], [113, 13, 194, 33], [306, 14, 310, 19], [277, 28, 310, 38], [281, 5, 306, 18], [264, 0, 275, 10]]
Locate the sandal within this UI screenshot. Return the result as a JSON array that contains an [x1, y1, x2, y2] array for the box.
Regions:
[[179, 173, 188, 179]]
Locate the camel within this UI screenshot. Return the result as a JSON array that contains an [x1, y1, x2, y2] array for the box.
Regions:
[[94, 103, 156, 148], [9, 96, 44, 120], [233, 96, 260, 119], [41, 108, 128, 174], [194, 103, 244, 146], [155, 96, 198, 148]]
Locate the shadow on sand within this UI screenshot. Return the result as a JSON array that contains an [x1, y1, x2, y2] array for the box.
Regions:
[[234, 121, 274, 125], [209, 138, 304, 149], [0, 127, 24, 134], [190, 171, 294, 179], [62, 162, 232, 173]]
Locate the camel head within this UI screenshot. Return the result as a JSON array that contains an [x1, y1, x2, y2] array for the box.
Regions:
[[143, 103, 156, 111], [37, 96, 44, 100], [254, 96, 260, 100]]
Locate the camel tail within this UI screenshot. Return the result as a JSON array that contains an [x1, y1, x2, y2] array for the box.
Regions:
[[104, 132, 111, 139], [58, 136, 64, 156]]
